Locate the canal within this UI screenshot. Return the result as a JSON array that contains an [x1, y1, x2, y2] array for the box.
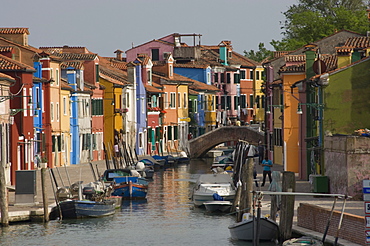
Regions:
[[0, 159, 277, 246]]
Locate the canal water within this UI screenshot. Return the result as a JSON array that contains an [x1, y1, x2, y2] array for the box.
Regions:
[[0, 159, 277, 246]]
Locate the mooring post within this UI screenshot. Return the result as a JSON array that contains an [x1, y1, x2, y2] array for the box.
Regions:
[[0, 127, 9, 227], [41, 167, 49, 222], [279, 171, 295, 241]]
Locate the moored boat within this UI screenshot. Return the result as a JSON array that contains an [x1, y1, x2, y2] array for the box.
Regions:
[[51, 199, 116, 219], [192, 173, 236, 207], [228, 215, 279, 241], [283, 236, 323, 245], [203, 200, 232, 212]]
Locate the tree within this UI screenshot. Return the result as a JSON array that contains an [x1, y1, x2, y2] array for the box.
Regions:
[[243, 43, 273, 62], [272, 0, 368, 51], [244, 0, 369, 60]]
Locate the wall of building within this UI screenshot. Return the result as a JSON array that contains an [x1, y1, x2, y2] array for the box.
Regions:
[[297, 203, 365, 245], [324, 135, 370, 200]]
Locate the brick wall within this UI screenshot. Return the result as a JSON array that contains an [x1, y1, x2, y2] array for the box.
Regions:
[[297, 203, 365, 245]]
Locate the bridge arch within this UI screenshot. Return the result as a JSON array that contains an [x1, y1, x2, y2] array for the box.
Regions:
[[188, 126, 264, 158]]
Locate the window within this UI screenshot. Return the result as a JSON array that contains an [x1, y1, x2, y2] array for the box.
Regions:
[[63, 97, 67, 115], [147, 70, 152, 85], [183, 93, 187, 108], [261, 95, 265, 108], [249, 95, 254, 108], [214, 73, 219, 83], [241, 95, 246, 108], [256, 71, 260, 80], [274, 128, 283, 146], [139, 132, 143, 148], [56, 102, 60, 122], [194, 99, 198, 113], [226, 73, 231, 83], [226, 96, 231, 110], [178, 92, 181, 108], [234, 73, 240, 84], [240, 70, 246, 79], [212, 96, 215, 111], [174, 126, 178, 140], [51, 102, 54, 121], [256, 96, 260, 108], [221, 73, 224, 83], [207, 72, 211, 84], [169, 65, 173, 77], [234, 96, 239, 107], [168, 126, 172, 140], [170, 92, 176, 108], [250, 70, 254, 80], [56, 69, 60, 86], [95, 64, 99, 82], [151, 49, 159, 61], [221, 96, 225, 110], [165, 92, 168, 108]]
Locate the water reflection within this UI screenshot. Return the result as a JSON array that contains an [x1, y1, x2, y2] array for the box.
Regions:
[[0, 159, 277, 246]]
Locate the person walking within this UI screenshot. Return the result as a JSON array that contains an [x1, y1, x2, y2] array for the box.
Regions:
[[261, 156, 273, 187]]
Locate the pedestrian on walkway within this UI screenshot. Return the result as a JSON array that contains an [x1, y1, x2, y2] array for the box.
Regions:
[[261, 156, 273, 186]]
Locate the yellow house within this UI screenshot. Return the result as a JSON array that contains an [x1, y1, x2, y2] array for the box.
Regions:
[[60, 79, 72, 166], [279, 57, 305, 173], [253, 66, 265, 123]]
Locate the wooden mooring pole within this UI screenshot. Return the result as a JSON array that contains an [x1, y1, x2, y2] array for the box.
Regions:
[[41, 167, 49, 222], [0, 126, 9, 227], [279, 171, 295, 241]]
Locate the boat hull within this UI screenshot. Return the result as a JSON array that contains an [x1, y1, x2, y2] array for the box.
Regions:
[[203, 200, 232, 212], [193, 193, 235, 207], [228, 217, 279, 241], [112, 176, 148, 199], [53, 200, 116, 219]]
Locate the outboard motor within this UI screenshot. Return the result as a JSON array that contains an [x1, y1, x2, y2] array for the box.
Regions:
[[82, 186, 96, 200]]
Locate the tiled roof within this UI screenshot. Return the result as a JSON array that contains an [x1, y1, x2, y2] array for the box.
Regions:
[[0, 37, 41, 53], [98, 56, 128, 85], [53, 53, 98, 61], [61, 61, 84, 69], [189, 80, 219, 92], [0, 54, 35, 71], [274, 51, 291, 59], [144, 84, 163, 94], [343, 36, 370, 49], [0, 28, 30, 35], [0, 46, 14, 53], [189, 89, 199, 95], [0, 72, 15, 81], [321, 54, 337, 72], [279, 63, 305, 73], [104, 58, 127, 70], [61, 79, 73, 91], [285, 55, 305, 62], [39, 46, 90, 54]]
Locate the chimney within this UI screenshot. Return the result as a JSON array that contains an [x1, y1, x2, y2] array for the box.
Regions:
[[114, 49, 124, 61]]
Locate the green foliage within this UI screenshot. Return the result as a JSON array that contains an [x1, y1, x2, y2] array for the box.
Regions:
[[243, 43, 273, 62], [244, 0, 369, 58], [274, 0, 368, 51]]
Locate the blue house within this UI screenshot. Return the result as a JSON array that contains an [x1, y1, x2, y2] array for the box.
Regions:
[[64, 66, 80, 165], [33, 61, 43, 156]]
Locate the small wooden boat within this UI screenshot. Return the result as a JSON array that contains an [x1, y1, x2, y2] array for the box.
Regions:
[[283, 236, 323, 245], [101, 169, 149, 199], [51, 199, 116, 219], [112, 176, 149, 199], [228, 216, 279, 241], [203, 200, 232, 212]]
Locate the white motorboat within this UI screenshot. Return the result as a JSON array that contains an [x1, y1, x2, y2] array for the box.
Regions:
[[228, 215, 279, 241], [203, 200, 232, 212], [192, 174, 236, 207]]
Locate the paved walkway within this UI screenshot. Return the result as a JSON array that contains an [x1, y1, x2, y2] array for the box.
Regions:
[[2, 159, 365, 245]]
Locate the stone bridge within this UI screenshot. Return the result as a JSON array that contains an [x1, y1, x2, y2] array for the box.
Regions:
[[188, 126, 264, 158]]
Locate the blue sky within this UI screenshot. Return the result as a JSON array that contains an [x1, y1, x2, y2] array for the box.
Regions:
[[1, 0, 297, 57]]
